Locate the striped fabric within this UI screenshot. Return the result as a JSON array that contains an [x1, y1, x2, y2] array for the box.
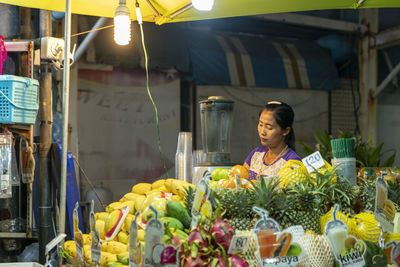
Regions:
[[187, 31, 340, 90]]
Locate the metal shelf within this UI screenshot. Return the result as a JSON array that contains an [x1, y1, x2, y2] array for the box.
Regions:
[[0, 40, 36, 240], [0, 232, 38, 239]]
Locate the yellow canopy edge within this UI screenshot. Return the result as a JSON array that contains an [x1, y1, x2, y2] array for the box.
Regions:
[[0, 0, 399, 25]]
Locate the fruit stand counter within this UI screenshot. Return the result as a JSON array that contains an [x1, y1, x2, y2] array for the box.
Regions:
[[63, 164, 400, 267]]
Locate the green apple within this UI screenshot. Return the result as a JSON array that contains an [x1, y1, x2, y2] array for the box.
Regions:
[[212, 168, 229, 181]]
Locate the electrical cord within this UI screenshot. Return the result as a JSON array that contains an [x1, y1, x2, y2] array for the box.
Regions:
[[138, 8, 169, 177], [69, 24, 114, 38]]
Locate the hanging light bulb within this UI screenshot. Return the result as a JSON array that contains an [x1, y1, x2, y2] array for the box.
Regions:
[[114, 0, 131, 45], [192, 0, 214, 11]]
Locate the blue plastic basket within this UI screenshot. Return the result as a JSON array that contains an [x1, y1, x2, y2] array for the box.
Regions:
[[0, 75, 39, 124]]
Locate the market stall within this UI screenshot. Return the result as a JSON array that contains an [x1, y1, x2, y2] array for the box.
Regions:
[[2, 0, 400, 266], [61, 156, 400, 267]]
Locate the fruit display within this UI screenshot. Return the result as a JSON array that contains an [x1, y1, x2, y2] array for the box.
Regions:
[[63, 162, 400, 267], [63, 178, 195, 266]]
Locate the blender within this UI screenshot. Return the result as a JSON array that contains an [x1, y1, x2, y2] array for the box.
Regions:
[[192, 96, 235, 184]]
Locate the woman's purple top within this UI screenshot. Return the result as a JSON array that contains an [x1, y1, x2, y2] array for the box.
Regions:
[[244, 146, 301, 180]]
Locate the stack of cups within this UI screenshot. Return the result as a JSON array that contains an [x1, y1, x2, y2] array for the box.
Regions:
[[331, 138, 356, 185], [175, 132, 192, 183]]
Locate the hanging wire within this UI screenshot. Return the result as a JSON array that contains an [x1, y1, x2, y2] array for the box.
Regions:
[[60, 24, 115, 39], [72, 155, 106, 210], [138, 18, 169, 177]]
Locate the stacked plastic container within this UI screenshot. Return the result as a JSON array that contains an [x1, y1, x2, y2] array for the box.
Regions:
[[330, 138, 356, 185], [0, 75, 39, 124]]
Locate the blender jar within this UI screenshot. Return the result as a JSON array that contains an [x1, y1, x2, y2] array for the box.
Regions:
[[199, 96, 234, 165]]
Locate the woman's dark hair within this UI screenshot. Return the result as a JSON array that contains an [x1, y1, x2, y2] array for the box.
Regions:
[[260, 101, 296, 151]]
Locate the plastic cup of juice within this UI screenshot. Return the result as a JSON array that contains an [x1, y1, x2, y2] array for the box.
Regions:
[[325, 220, 348, 258], [256, 230, 278, 259], [384, 244, 393, 264]]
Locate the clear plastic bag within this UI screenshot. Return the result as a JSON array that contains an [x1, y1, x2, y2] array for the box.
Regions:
[[11, 145, 20, 186], [17, 242, 39, 262], [0, 133, 13, 198], [20, 137, 35, 184]]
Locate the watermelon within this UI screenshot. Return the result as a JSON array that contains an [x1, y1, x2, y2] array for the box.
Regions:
[[364, 240, 387, 267]]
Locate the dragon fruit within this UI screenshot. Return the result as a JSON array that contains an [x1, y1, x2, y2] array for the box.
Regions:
[[160, 246, 177, 264], [229, 255, 248, 267], [210, 218, 234, 251], [208, 255, 228, 267], [179, 241, 208, 267], [181, 255, 206, 267], [180, 216, 245, 267], [187, 227, 208, 247]]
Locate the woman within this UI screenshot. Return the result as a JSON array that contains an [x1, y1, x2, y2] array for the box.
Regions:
[[244, 101, 301, 180]]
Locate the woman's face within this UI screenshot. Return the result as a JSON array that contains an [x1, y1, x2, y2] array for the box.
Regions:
[[257, 110, 287, 149]]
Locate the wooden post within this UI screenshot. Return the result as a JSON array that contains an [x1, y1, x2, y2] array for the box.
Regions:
[[359, 9, 378, 144]]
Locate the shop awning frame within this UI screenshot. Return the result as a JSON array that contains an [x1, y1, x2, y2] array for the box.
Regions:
[[2, 0, 400, 247]]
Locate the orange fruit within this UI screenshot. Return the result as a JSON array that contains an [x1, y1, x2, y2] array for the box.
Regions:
[[217, 179, 236, 189], [229, 165, 249, 179]]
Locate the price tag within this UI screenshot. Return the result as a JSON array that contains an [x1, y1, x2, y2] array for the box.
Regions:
[[89, 201, 101, 265], [302, 151, 325, 173], [191, 177, 211, 228], [235, 174, 241, 190], [129, 212, 143, 267], [374, 178, 394, 232], [228, 235, 250, 254], [73, 202, 84, 261], [144, 207, 164, 267]]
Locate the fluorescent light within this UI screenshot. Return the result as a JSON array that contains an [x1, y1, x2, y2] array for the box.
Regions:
[[114, 0, 131, 45], [192, 0, 214, 11]]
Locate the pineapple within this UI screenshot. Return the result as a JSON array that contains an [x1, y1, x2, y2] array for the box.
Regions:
[[214, 188, 256, 231], [297, 210, 322, 234], [250, 177, 290, 228], [291, 169, 356, 233], [288, 181, 325, 234], [359, 179, 376, 212], [278, 160, 308, 187], [269, 191, 297, 230], [226, 217, 252, 231], [331, 182, 361, 215], [251, 177, 279, 209]]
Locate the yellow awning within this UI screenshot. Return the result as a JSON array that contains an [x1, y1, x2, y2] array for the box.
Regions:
[[1, 0, 400, 25]]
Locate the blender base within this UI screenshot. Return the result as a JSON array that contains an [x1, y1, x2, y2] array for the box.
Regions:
[[192, 165, 234, 185]]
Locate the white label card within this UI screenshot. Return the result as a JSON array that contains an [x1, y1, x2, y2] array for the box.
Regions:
[[302, 151, 325, 173], [228, 235, 250, 254], [191, 177, 210, 229], [374, 178, 395, 233]]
